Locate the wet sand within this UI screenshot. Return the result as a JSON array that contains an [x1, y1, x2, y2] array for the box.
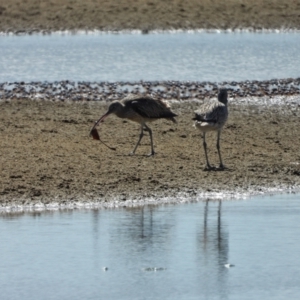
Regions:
[[0, 0, 300, 33], [1, 96, 300, 208]]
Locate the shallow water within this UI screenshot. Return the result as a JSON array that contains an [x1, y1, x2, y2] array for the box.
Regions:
[[1, 193, 300, 300], [1, 32, 300, 82]]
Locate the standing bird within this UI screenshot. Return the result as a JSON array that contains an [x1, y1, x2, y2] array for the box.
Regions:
[[91, 95, 177, 156], [193, 89, 228, 170]]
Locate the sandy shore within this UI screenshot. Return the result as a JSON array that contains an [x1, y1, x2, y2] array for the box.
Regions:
[[1, 95, 300, 209], [0, 0, 300, 33]]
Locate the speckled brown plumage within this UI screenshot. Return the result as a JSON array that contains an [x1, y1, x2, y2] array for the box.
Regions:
[[91, 94, 177, 156], [193, 89, 228, 169]]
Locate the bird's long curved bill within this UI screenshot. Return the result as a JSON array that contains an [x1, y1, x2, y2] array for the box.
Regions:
[[91, 112, 110, 131], [89, 112, 116, 151]]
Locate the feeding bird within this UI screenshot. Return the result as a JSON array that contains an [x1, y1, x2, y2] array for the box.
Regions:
[[91, 95, 177, 156], [193, 89, 228, 170]]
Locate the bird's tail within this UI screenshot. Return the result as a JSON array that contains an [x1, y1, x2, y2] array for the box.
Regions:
[[170, 116, 177, 123]]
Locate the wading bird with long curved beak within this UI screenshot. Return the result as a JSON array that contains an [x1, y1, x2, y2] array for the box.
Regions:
[[193, 89, 228, 170], [91, 95, 177, 156]]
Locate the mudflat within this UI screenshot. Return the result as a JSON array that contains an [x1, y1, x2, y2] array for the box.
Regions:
[[1, 98, 300, 207], [0, 0, 300, 33]]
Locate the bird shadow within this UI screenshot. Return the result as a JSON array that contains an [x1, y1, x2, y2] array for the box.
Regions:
[[203, 166, 234, 172], [115, 153, 156, 158]]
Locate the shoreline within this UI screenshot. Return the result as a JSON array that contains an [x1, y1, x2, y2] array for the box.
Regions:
[[1, 0, 300, 33], [1, 27, 300, 36], [1, 186, 298, 214]]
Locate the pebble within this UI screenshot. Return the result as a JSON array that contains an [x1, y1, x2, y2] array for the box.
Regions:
[[0, 78, 299, 101]]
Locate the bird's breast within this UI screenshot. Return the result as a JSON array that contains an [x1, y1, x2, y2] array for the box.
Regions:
[[120, 110, 149, 124], [194, 121, 220, 132]]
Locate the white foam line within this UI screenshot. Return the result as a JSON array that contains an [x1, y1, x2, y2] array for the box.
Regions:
[[0, 185, 298, 214], [231, 95, 300, 107], [169, 95, 300, 109], [1, 27, 300, 36]]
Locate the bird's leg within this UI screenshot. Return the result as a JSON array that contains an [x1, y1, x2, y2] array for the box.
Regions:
[[131, 125, 144, 155], [216, 130, 225, 169], [144, 124, 155, 156], [203, 132, 211, 170]]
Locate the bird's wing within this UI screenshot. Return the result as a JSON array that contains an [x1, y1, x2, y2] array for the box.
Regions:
[[193, 101, 227, 123], [125, 97, 177, 119]]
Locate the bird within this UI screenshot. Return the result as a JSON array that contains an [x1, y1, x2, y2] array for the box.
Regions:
[[193, 89, 228, 170], [91, 94, 177, 156]]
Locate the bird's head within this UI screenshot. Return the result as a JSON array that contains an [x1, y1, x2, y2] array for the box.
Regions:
[[107, 101, 123, 115], [91, 101, 124, 128], [218, 89, 228, 105]]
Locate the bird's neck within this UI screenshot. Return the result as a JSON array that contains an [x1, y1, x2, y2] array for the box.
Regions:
[[114, 109, 127, 119]]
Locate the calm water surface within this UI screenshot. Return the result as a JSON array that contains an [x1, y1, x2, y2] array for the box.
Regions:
[[1, 193, 300, 300], [0, 32, 300, 82]]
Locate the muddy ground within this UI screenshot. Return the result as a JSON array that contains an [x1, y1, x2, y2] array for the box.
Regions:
[[1, 97, 300, 207], [0, 0, 300, 33]]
